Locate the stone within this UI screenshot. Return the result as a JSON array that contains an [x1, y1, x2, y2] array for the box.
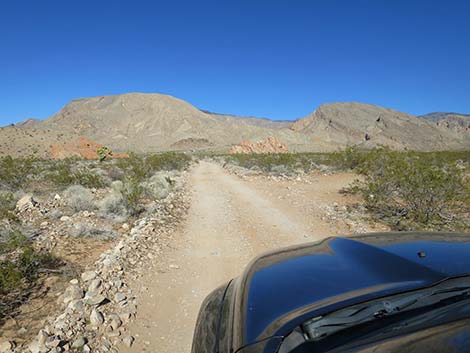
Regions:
[[84, 294, 106, 306], [122, 336, 134, 348], [0, 341, 13, 353], [60, 216, 71, 222], [68, 299, 84, 312], [114, 292, 127, 303], [81, 271, 96, 282], [113, 279, 123, 289], [90, 309, 104, 327], [122, 223, 130, 230], [88, 278, 102, 292], [28, 341, 42, 353], [169, 264, 180, 269], [108, 314, 122, 330], [16, 194, 38, 212], [71, 336, 87, 349], [45, 338, 61, 349], [63, 285, 83, 304], [69, 279, 78, 285]]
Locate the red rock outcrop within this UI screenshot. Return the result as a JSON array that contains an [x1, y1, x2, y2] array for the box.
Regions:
[[50, 136, 128, 160], [229, 136, 289, 154]]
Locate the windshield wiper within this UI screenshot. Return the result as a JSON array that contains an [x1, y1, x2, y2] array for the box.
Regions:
[[302, 277, 470, 341]]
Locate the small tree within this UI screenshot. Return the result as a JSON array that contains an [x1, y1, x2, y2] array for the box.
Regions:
[[97, 146, 113, 162]]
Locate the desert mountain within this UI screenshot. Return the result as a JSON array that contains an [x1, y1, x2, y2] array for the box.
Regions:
[[291, 102, 468, 150], [420, 112, 470, 135], [1, 93, 468, 158], [40, 93, 314, 153]]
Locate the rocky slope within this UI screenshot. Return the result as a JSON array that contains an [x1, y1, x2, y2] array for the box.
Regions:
[[291, 102, 469, 150], [40, 93, 312, 153], [2, 94, 469, 156], [420, 112, 470, 135]]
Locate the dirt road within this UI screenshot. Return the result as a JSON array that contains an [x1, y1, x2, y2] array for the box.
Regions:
[[121, 161, 368, 353]]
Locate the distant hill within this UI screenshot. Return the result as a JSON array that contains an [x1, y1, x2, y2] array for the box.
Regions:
[[290, 102, 469, 150], [1, 93, 468, 158]]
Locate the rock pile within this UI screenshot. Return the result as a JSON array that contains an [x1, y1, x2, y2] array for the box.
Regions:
[[2, 174, 190, 353], [229, 136, 288, 154]]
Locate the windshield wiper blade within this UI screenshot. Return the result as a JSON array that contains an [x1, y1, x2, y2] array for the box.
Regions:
[[302, 278, 470, 341]]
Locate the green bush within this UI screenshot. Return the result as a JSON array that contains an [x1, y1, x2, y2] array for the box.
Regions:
[[0, 156, 36, 189], [44, 159, 105, 188], [223, 153, 335, 173], [342, 148, 470, 231], [116, 152, 191, 182], [121, 178, 145, 216], [0, 231, 59, 295], [0, 191, 18, 222]]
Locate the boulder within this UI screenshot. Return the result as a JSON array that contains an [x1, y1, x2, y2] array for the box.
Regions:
[[16, 195, 38, 212]]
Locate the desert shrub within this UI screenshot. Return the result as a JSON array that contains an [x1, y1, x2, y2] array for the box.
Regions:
[[0, 156, 36, 189], [70, 223, 117, 239], [107, 166, 125, 181], [64, 185, 95, 212], [144, 172, 175, 200], [223, 153, 335, 174], [0, 231, 59, 296], [116, 153, 149, 182], [146, 152, 192, 172], [116, 152, 191, 182], [98, 192, 128, 219], [97, 146, 113, 162], [111, 180, 124, 193], [345, 148, 470, 230], [0, 191, 18, 222], [121, 178, 145, 216], [44, 160, 105, 188]]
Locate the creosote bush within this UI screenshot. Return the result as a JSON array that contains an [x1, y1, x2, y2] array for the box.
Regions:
[[44, 159, 105, 188], [0, 231, 59, 297], [0, 191, 18, 222], [64, 185, 95, 212], [0, 156, 36, 190], [116, 152, 191, 182], [339, 147, 470, 231]]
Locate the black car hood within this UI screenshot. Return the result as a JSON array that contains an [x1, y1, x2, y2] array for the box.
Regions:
[[232, 232, 470, 347]]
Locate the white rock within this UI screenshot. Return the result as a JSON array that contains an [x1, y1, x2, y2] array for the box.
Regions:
[[16, 195, 38, 212], [109, 314, 122, 330], [114, 292, 127, 303], [90, 309, 104, 327], [88, 278, 101, 292], [63, 285, 83, 304], [81, 271, 96, 282], [122, 336, 134, 348], [122, 223, 130, 230], [60, 216, 71, 222], [54, 194, 61, 200], [71, 336, 87, 349], [0, 341, 13, 353]]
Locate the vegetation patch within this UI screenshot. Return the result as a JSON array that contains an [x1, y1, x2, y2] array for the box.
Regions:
[[0, 231, 61, 319], [336, 147, 470, 231]]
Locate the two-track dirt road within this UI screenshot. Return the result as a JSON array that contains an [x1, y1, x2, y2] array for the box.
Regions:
[[121, 161, 374, 353]]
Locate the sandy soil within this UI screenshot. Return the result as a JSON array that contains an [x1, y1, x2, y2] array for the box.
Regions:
[[120, 161, 383, 353]]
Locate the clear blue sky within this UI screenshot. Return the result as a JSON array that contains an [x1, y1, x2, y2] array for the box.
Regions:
[[1, 0, 469, 125]]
